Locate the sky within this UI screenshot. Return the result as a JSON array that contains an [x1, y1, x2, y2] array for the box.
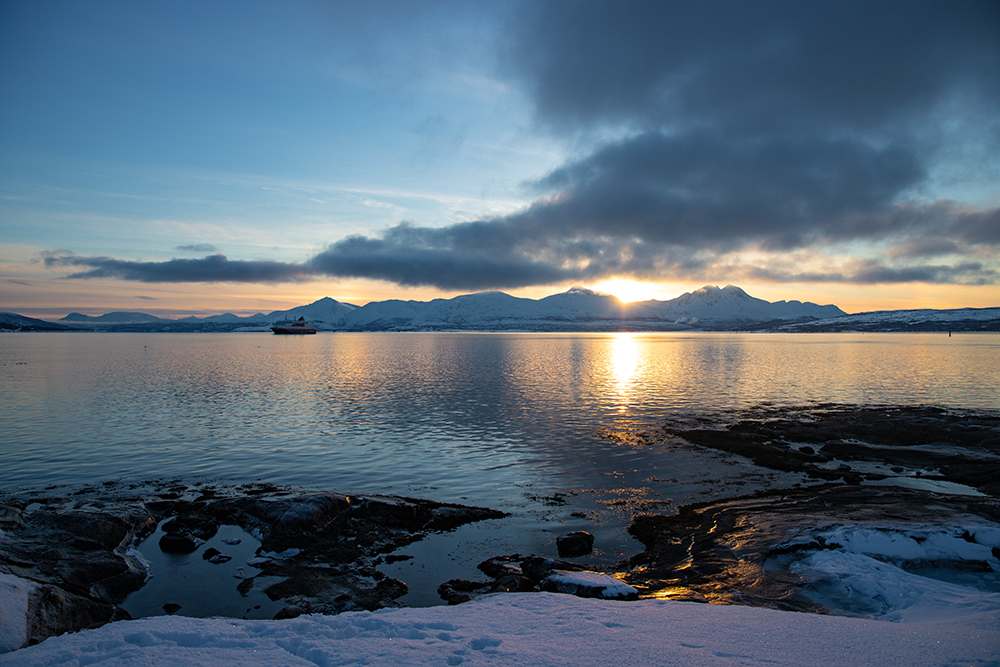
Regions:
[[1, 0, 998, 319]]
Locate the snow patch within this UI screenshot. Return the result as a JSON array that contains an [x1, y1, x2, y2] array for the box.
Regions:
[[544, 570, 638, 598], [0, 573, 36, 654]]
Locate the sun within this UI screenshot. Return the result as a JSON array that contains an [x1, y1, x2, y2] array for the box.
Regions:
[[592, 279, 675, 303]]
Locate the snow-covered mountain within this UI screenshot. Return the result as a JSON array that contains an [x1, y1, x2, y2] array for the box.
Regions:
[[267, 296, 358, 324], [341, 299, 426, 330], [0, 312, 77, 331], [18, 285, 997, 333], [336, 285, 844, 331], [642, 285, 845, 327], [775, 306, 1000, 333], [62, 311, 166, 323]]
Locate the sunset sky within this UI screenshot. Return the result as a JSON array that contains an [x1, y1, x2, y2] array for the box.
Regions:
[[2, 0, 998, 319]]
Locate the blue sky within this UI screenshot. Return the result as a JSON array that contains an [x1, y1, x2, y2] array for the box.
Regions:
[[2, 0, 998, 317]]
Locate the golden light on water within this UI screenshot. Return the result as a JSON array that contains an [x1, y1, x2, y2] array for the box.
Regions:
[[610, 333, 641, 407]]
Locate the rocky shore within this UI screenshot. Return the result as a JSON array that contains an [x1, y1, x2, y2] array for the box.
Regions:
[[3, 405, 999, 651], [0, 482, 505, 647], [604, 404, 1000, 611]]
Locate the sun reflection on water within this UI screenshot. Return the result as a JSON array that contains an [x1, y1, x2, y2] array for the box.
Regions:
[[610, 333, 641, 408]]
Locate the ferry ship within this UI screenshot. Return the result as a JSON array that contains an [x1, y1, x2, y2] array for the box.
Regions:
[[270, 317, 317, 334]]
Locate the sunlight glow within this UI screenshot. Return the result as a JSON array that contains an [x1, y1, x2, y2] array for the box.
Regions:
[[591, 279, 676, 303]]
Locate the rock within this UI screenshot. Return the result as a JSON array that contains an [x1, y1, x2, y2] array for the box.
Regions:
[[556, 531, 595, 557], [161, 512, 219, 541], [0, 482, 507, 647], [477, 554, 524, 579], [521, 555, 584, 580], [162, 602, 181, 614], [437, 572, 535, 605], [442, 553, 628, 605], [437, 579, 488, 605], [158, 533, 198, 554], [623, 483, 1000, 612], [384, 554, 413, 564], [25, 583, 128, 648], [643, 405, 1000, 494], [540, 570, 638, 600]]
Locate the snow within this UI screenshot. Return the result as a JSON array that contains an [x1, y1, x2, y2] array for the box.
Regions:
[[543, 570, 638, 598], [3, 518, 1000, 662], [0, 573, 35, 654], [779, 305, 1000, 331], [790, 550, 1000, 623], [2, 591, 996, 666]]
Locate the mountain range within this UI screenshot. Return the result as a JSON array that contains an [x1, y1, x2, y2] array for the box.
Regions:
[[2, 285, 998, 332]]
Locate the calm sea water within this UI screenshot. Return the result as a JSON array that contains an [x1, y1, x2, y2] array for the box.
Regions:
[[2, 331, 998, 603]]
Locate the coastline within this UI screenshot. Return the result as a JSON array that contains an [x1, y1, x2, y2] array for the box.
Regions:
[[2, 404, 999, 657]]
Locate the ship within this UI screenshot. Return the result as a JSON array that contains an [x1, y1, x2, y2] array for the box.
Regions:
[[270, 317, 317, 334]]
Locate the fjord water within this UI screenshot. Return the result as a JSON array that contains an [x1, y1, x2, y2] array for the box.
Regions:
[[2, 332, 998, 600], [2, 331, 993, 489]]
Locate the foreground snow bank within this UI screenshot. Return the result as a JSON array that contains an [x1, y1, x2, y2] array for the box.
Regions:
[[2, 592, 997, 667]]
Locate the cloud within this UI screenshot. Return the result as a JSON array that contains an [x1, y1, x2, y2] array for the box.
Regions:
[[38, 2, 1000, 291], [501, 0, 1000, 136], [175, 243, 220, 252], [42, 252, 312, 283]]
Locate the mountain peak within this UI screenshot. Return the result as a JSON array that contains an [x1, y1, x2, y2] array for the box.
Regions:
[[565, 286, 615, 298], [721, 285, 750, 297]]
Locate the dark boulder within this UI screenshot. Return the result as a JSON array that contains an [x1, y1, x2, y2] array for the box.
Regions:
[[520, 555, 584, 580], [158, 533, 198, 554], [161, 512, 219, 541], [556, 531, 595, 558]]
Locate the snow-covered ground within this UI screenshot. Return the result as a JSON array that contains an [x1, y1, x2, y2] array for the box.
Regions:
[[3, 529, 999, 666], [1, 590, 996, 667]]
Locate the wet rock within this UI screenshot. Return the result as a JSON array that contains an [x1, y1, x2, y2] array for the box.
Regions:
[[556, 531, 595, 557], [0, 482, 507, 648], [627, 405, 1000, 494], [202, 547, 222, 561], [521, 555, 584, 580], [161, 512, 219, 541], [437, 579, 491, 605], [162, 603, 181, 614], [623, 483, 1000, 613], [158, 533, 198, 554], [477, 554, 524, 579], [383, 554, 413, 564], [439, 553, 616, 605]]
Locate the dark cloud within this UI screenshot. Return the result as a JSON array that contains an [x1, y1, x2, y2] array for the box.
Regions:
[[42, 252, 311, 283], [887, 238, 962, 260], [502, 0, 1000, 135], [175, 243, 219, 253], [746, 261, 998, 285], [524, 131, 926, 249], [40, 2, 1000, 290], [846, 261, 997, 286]]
